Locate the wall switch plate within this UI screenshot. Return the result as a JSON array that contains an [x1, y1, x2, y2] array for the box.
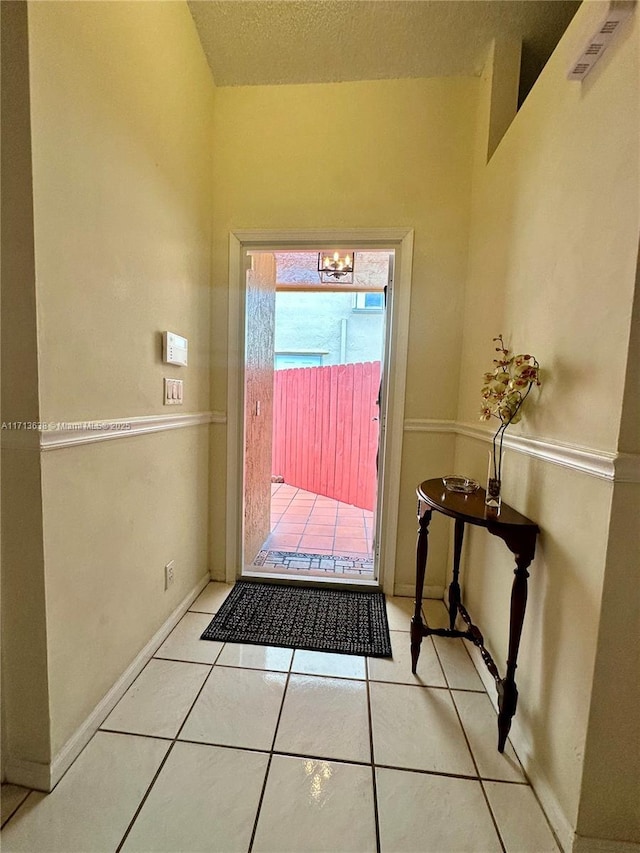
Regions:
[[165, 560, 175, 589], [164, 378, 183, 405]]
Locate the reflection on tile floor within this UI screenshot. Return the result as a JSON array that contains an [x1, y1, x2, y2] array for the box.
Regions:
[[252, 484, 375, 577], [1, 584, 560, 853]]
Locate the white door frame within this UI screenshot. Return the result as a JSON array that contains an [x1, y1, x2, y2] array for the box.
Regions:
[[225, 228, 414, 595]]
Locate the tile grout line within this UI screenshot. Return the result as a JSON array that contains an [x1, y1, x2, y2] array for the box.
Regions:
[[91, 725, 532, 786], [440, 636, 507, 853], [523, 776, 565, 852], [96, 708, 536, 789], [0, 790, 32, 830], [1, 642, 174, 832], [114, 635, 226, 851], [456, 632, 562, 847], [309, 493, 338, 554], [430, 620, 531, 779], [155, 657, 290, 674], [99, 728, 174, 743], [3, 598, 539, 850], [478, 777, 508, 853], [114, 741, 177, 853], [444, 624, 562, 850], [270, 750, 371, 768], [41, 652, 167, 801], [365, 657, 382, 853], [372, 762, 483, 783], [247, 652, 295, 853], [246, 757, 273, 853]]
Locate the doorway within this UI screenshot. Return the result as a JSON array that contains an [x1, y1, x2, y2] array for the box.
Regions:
[[225, 229, 414, 595], [243, 250, 390, 583]]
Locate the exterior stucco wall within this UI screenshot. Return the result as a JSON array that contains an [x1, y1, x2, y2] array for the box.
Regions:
[[275, 291, 384, 367]]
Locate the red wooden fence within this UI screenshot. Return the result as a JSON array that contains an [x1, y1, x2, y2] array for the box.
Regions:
[[272, 361, 381, 511]]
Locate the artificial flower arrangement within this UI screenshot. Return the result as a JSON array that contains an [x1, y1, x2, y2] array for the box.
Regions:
[[480, 335, 541, 503]]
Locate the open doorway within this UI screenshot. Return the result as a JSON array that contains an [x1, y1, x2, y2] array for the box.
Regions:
[[225, 228, 414, 595], [242, 250, 393, 585]]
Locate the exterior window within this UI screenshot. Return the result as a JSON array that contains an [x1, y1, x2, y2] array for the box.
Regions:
[[353, 292, 384, 311], [275, 352, 324, 369]]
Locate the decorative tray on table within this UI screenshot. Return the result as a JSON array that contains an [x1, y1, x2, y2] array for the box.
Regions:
[[442, 475, 479, 494]]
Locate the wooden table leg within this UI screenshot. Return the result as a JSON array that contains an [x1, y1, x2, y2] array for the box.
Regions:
[[411, 502, 432, 673], [497, 553, 531, 752], [448, 518, 465, 631]]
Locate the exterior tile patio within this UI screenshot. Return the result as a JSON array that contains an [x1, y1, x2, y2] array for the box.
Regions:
[[249, 483, 375, 577]]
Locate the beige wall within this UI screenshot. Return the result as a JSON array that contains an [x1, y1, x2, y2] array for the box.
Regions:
[[455, 3, 639, 848], [483, 38, 522, 163], [2, 0, 215, 773], [29, 1, 213, 422], [41, 429, 210, 755], [576, 480, 640, 845], [577, 249, 640, 844], [209, 77, 478, 587], [1, 0, 51, 774], [459, 5, 639, 451]]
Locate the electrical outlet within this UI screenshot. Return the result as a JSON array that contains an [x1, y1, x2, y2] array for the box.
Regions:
[[164, 560, 175, 590]]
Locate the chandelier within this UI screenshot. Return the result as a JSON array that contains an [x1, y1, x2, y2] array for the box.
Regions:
[[317, 251, 355, 282]]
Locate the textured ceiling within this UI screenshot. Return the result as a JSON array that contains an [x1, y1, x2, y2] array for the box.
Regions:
[[188, 1, 581, 96]]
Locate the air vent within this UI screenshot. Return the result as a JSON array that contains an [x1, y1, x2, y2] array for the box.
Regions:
[[568, 1, 634, 80]]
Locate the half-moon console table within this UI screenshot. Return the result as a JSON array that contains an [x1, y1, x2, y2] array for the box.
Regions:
[[411, 478, 539, 752]]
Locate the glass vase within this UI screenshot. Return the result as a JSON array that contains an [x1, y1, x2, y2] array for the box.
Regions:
[[485, 450, 502, 512]]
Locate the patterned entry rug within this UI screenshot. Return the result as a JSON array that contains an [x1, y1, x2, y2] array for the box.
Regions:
[[201, 581, 392, 657]]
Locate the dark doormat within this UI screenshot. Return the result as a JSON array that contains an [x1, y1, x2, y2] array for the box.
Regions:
[[200, 581, 392, 657]]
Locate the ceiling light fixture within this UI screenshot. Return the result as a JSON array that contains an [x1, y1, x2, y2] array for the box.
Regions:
[[318, 251, 355, 283]]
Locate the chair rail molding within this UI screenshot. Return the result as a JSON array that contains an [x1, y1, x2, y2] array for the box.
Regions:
[[403, 418, 457, 434], [403, 419, 640, 483], [38, 411, 223, 451]]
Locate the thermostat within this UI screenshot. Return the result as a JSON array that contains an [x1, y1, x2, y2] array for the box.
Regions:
[[163, 331, 188, 366]]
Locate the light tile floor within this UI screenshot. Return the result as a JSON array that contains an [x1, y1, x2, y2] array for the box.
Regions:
[[1, 584, 560, 853]]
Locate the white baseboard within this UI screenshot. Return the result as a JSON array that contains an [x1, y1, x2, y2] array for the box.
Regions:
[[523, 740, 575, 853], [393, 584, 444, 599], [465, 644, 574, 852], [210, 567, 226, 583], [3, 757, 51, 792], [573, 836, 640, 853], [6, 572, 210, 792]]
